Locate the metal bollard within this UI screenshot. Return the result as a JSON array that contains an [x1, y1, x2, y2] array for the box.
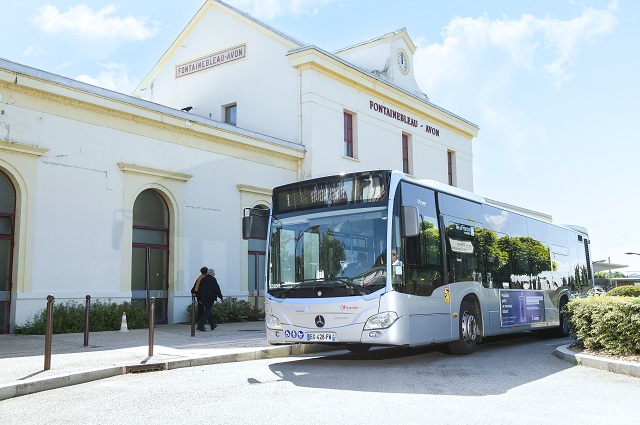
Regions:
[[44, 295, 55, 370], [148, 297, 155, 357], [191, 294, 196, 337], [84, 295, 91, 347]]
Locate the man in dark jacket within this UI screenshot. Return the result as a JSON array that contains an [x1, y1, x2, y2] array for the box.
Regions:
[[196, 268, 224, 331], [191, 267, 208, 324]]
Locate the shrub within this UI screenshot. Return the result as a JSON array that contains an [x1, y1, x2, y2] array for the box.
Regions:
[[14, 299, 149, 335], [567, 296, 640, 355], [187, 297, 264, 323], [606, 285, 640, 298]]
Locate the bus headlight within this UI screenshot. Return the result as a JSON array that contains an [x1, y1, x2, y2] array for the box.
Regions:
[[364, 311, 398, 330], [266, 315, 283, 330]]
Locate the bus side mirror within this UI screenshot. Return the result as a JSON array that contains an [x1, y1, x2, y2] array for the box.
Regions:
[[402, 206, 420, 238], [242, 216, 253, 240], [242, 209, 268, 240]]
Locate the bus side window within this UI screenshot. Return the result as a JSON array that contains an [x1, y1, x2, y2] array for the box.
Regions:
[[440, 194, 484, 285], [396, 182, 443, 296], [481, 205, 512, 289], [444, 219, 484, 284]]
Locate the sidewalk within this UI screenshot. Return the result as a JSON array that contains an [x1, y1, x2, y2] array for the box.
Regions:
[[0, 321, 336, 401]]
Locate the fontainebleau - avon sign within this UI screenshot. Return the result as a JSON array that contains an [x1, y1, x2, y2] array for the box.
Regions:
[[175, 44, 247, 78]]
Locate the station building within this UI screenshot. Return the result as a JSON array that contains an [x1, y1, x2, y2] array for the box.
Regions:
[[0, 0, 478, 332]]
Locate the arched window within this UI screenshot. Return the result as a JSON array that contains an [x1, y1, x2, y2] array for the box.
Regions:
[[0, 171, 16, 333], [131, 190, 169, 323]]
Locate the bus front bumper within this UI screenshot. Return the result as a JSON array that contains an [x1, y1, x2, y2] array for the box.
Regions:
[[266, 315, 410, 346]]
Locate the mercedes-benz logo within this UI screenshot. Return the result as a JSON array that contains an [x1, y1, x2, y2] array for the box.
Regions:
[[315, 315, 325, 328]]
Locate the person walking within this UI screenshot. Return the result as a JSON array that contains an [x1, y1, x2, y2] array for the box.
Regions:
[[206, 269, 223, 330], [196, 267, 224, 331], [191, 267, 208, 324]]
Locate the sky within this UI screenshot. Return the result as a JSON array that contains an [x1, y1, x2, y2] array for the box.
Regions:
[[1, 0, 639, 273]]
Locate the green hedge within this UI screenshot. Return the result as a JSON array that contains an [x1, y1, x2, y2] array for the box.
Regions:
[[187, 297, 264, 323], [567, 296, 640, 355], [606, 285, 640, 297], [14, 300, 149, 335]]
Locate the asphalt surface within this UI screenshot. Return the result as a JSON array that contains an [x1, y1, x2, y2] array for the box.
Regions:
[[0, 321, 335, 400], [1, 321, 638, 401]]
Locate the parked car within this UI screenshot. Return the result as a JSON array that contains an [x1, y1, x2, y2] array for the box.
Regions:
[[587, 286, 607, 296]]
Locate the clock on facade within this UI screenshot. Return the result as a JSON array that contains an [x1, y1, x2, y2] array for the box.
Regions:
[[396, 49, 409, 74]]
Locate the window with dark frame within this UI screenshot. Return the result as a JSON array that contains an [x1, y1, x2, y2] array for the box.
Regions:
[[224, 104, 237, 126], [344, 112, 353, 158], [402, 134, 410, 174], [447, 150, 454, 185]]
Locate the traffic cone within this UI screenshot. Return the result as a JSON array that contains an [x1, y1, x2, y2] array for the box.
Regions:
[[119, 312, 129, 332]]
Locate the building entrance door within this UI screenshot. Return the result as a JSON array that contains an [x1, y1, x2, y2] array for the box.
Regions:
[[248, 249, 265, 304], [132, 246, 168, 323], [0, 171, 16, 334], [131, 189, 169, 323], [0, 238, 12, 334]]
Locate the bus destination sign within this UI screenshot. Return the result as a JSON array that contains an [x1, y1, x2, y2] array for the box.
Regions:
[[273, 172, 390, 214]]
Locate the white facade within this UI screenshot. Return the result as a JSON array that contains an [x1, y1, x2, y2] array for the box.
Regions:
[[0, 0, 478, 331], [135, 1, 478, 188]]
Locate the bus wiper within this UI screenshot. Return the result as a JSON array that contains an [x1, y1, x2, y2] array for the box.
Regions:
[[295, 278, 332, 286], [323, 279, 374, 295]]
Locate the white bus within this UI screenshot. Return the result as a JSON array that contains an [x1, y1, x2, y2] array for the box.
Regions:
[[244, 170, 593, 354]]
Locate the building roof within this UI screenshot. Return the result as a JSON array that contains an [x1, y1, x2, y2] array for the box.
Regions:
[[333, 27, 417, 55], [0, 57, 305, 154]]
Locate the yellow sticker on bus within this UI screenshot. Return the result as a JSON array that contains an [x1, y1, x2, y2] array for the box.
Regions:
[[444, 287, 450, 304]]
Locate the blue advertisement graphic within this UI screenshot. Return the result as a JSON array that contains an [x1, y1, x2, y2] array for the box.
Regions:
[[500, 290, 545, 327]]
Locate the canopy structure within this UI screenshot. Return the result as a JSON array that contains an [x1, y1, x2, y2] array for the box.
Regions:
[[592, 261, 628, 273]]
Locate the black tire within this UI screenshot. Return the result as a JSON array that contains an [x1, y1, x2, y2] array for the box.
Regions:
[[556, 297, 570, 337], [448, 299, 479, 355], [345, 344, 371, 353]]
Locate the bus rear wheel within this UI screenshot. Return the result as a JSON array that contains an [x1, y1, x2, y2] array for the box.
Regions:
[[448, 299, 479, 355], [556, 297, 570, 337]]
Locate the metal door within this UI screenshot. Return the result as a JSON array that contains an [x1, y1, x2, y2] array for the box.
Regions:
[[131, 245, 168, 323]]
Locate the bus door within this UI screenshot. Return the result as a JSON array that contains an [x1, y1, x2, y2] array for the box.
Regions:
[[397, 182, 449, 346]]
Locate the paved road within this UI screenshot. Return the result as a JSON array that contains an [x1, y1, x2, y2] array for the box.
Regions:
[[2, 333, 638, 425]]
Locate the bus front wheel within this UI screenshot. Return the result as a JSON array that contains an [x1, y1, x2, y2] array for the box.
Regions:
[[448, 299, 479, 355]]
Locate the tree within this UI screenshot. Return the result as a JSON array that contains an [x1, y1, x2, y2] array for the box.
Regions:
[[594, 271, 626, 279]]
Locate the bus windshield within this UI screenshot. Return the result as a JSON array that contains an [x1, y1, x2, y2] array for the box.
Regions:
[[268, 206, 388, 298]]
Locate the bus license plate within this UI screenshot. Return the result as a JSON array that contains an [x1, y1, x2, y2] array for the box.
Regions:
[[306, 332, 337, 342]]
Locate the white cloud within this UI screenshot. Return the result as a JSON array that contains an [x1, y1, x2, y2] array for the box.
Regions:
[[76, 62, 137, 95], [412, 2, 618, 201], [414, 2, 617, 90], [32, 4, 159, 41], [226, 0, 333, 20]]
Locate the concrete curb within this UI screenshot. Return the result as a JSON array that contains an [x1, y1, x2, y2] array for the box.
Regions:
[[0, 343, 340, 401], [0, 366, 124, 401], [553, 344, 640, 378]]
